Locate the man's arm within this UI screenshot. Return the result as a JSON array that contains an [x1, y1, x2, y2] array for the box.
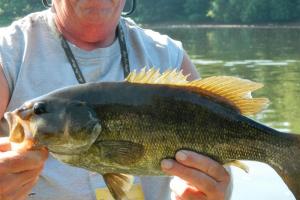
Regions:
[[0, 64, 48, 200], [161, 54, 231, 200], [180, 51, 200, 81], [0, 64, 9, 123]]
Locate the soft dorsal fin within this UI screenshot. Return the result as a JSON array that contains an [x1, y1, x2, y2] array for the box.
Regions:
[[125, 68, 269, 115]]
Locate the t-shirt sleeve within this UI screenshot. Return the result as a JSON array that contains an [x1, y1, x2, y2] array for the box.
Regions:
[[144, 28, 184, 71], [165, 35, 184, 70], [123, 18, 185, 72], [0, 25, 25, 94]]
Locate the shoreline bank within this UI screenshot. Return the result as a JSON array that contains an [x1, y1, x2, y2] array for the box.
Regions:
[[144, 23, 300, 29]]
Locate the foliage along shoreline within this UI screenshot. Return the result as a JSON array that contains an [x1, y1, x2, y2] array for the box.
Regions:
[[142, 23, 300, 30], [1, 0, 300, 27], [2, 18, 300, 29], [133, 0, 300, 24]]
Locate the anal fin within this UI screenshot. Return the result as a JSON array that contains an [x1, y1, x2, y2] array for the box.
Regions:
[[224, 160, 249, 173]]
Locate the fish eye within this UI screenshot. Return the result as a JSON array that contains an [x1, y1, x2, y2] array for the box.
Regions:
[[33, 102, 47, 115]]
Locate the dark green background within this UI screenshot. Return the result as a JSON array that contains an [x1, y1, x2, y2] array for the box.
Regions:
[[1, 0, 300, 26]]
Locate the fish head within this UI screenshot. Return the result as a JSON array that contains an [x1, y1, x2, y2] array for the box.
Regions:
[[5, 98, 101, 154]]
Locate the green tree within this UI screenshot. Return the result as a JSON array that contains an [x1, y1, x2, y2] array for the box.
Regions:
[[269, 0, 298, 21], [210, 0, 248, 23], [0, 0, 44, 25], [297, 0, 300, 19], [1, 0, 300, 25], [210, 0, 230, 22], [211, 0, 300, 23], [134, 0, 184, 23], [241, 0, 270, 23], [183, 0, 211, 22]]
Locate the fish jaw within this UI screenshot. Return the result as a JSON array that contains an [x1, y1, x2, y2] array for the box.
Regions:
[[45, 121, 102, 155], [4, 110, 102, 154], [5, 99, 103, 155], [4, 110, 36, 151]]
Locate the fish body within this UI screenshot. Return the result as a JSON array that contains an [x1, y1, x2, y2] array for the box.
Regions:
[[4, 69, 300, 199], [43, 82, 290, 174]]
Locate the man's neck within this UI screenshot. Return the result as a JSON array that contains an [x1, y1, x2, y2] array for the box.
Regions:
[[54, 16, 118, 51]]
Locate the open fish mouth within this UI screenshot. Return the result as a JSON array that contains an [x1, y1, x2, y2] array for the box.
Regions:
[[4, 106, 36, 150], [8, 119, 25, 143], [4, 111, 91, 153]]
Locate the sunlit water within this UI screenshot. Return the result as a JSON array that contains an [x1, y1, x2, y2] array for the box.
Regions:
[[151, 26, 300, 200]]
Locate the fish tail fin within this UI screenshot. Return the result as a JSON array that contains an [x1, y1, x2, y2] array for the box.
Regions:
[[271, 133, 300, 199]]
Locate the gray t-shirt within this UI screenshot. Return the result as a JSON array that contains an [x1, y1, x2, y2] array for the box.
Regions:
[[0, 9, 184, 200]]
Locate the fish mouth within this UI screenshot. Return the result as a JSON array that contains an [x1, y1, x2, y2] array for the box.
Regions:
[[5, 112, 25, 142], [4, 106, 36, 150]]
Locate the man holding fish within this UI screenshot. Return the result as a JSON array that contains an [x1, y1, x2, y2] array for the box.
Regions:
[[0, 0, 231, 199]]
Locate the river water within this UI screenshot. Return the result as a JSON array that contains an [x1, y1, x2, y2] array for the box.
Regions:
[[152, 26, 300, 200]]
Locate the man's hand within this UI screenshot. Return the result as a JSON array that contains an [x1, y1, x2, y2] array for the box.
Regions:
[[161, 150, 231, 200], [0, 137, 48, 200]]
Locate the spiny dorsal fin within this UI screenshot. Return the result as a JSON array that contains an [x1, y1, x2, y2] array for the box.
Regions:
[[125, 68, 269, 115], [126, 68, 189, 85]]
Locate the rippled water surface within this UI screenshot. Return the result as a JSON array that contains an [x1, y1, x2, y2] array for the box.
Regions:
[[151, 26, 300, 200]]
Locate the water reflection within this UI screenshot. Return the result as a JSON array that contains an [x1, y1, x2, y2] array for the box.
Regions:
[[155, 27, 300, 61], [153, 27, 300, 134]]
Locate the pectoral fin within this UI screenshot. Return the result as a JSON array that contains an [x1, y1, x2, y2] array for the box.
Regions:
[[224, 160, 249, 173], [97, 140, 144, 165], [103, 173, 134, 200]]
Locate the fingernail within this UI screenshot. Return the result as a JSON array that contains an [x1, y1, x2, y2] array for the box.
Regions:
[[161, 159, 174, 170], [176, 151, 187, 161]]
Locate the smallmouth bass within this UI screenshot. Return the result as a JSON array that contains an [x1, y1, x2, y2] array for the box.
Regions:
[[4, 68, 300, 200]]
